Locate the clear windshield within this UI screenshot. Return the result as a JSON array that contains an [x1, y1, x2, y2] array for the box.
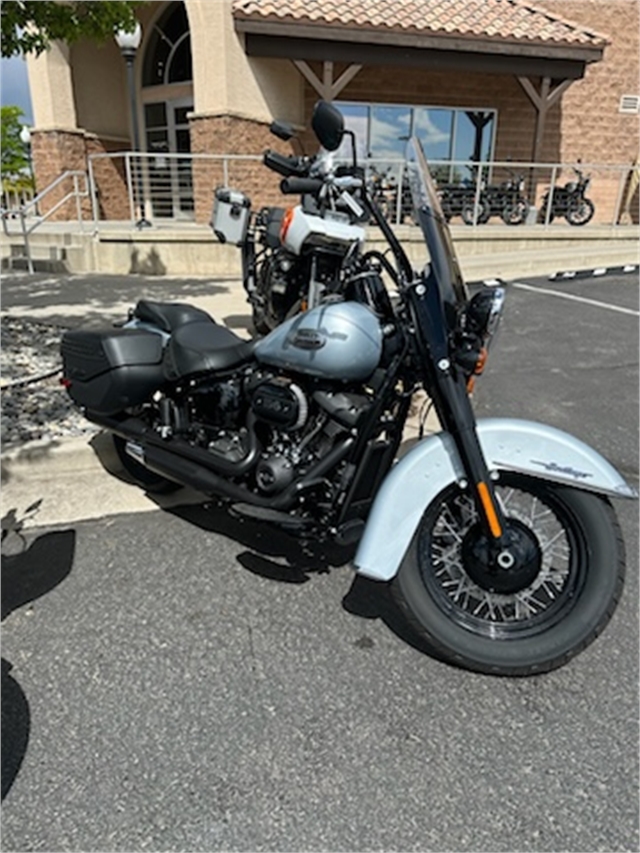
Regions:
[[405, 137, 469, 308]]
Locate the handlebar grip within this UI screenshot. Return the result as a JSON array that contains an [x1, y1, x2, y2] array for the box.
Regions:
[[263, 150, 306, 178], [280, 177, 324, 195]]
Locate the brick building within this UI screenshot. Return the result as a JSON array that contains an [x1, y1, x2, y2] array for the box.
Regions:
[[26, 0, 639, 223]]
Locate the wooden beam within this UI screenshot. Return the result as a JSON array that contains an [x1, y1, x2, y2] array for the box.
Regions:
[[293, 59, 363, 101], [517, 75, 575, 162], [293, 59, 324, 96], [330, 63, 362, 99]]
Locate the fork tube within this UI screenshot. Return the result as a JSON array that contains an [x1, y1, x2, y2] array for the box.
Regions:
[[407, 282, 507, 541]]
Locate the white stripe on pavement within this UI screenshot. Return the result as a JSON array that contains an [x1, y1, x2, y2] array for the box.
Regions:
[[512, 282, 639, 316]]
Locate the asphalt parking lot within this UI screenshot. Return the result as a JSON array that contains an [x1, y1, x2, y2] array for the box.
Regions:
[[2, 272, 639, 852]]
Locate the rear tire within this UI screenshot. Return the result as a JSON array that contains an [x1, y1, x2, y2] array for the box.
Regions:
[[566, 197, 595, 226], [501, 199, 529, 225], [392, 473, 625, 676], [461, 200, 488, 225], [113, 435, 181, 494]]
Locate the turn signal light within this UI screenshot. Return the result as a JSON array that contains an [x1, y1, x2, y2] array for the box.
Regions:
[[466, 347, 488, 393]]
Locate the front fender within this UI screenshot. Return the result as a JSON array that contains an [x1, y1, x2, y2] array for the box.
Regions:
[[354, 418, 637, 582]]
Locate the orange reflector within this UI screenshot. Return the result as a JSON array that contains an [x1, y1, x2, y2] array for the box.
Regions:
[[476, 481, 503, 538], [474, 347, 488, 375], [280, 207, 295, 243]]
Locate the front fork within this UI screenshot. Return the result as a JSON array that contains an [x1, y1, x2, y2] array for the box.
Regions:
[[408, 284, 508, 549], [434, 363, 507, 544]]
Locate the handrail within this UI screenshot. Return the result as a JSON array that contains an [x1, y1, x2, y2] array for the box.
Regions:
[[2, 170, 88, 273], [86, 150, 636, 228]]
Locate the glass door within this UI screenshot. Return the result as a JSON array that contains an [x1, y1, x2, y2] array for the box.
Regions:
[[144, 97, 194, 219]]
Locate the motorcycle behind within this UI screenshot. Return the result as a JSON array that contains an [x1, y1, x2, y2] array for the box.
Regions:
[[478, 169, 530, 225], [61, 101, 635, 676], [540, 165, 595, 225], [211, 102, 367, 335]]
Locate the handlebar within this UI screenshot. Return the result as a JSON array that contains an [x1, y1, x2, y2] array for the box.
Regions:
[[280, 177, 325, 195], [263, 150, 309, 178]]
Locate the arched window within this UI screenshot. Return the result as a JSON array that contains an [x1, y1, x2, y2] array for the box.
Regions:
[[143, 2, 192, 88]]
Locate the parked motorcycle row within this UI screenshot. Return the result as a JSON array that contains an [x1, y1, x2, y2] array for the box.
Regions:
[[366, 163, 596, 227], [61, 101, 634, 677]]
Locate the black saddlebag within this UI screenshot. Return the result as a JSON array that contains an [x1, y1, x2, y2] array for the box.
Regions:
[[61, 327, 165, 415]]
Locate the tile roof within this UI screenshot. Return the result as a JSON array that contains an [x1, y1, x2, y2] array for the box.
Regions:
[[232, 0, 608, 49]]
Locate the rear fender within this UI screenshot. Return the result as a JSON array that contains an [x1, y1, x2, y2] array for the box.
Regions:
[[354, 417, 637, 582]]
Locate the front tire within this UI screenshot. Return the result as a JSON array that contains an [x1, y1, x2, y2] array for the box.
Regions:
[[392, 473, 625, 675]]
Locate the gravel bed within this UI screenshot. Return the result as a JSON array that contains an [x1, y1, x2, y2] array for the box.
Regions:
[[1, 317, 99, 449]]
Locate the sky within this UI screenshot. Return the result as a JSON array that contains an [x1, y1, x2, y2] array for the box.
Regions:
[[1, 55, 34, 124]]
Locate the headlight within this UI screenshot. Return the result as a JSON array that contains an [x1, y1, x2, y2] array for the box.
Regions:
[[466, 286, 505, 342], [455, 287, 505, 391]]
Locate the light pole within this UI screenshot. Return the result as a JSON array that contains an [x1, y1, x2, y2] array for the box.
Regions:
[[19, 125, 34, 206], [115, 23, 151, 228]]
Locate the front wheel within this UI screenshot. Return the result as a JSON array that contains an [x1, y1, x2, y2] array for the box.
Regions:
[[392, 473, 624, 675]]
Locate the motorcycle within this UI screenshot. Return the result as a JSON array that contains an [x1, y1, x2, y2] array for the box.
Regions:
[[477, 169, 529, 225], [61, 101, 635, 676], [437, 168, 484, 225], [212, 108, 366, 335], [540, 166, 595, 225]]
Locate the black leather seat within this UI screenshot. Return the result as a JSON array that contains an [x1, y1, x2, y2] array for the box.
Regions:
[[134, 300, 214, 333], [164, 321, 255, 380]]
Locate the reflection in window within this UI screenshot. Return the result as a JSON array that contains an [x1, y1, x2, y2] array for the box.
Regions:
[[370, 106, 411, 159], [337, 104, 368, 160], [414, 108, 454, 161], [336, 101, 496, 181]]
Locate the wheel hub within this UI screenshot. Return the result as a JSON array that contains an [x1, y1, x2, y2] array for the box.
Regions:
[[461, 519, 541, 594]]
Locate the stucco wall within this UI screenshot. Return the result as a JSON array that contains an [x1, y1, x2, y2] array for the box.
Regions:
[[186, 0, 304, 125], [535, 0, 639, 165]]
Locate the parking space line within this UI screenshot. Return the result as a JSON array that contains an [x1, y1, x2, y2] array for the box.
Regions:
[[512, 282, 639, 316]]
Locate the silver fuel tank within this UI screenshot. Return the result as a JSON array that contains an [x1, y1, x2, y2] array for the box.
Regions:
[[254, 302, 383, 381]]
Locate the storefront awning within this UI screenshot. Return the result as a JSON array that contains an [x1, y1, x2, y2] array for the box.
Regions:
[[232, 0, 608, 79]]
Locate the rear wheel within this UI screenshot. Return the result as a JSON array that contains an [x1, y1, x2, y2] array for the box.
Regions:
[[566, 197, 595, 226], [461, 200, 489, 225], [113, 435, 181, 494], [501, 199, 529, 225], [392, 473, 624, 675]]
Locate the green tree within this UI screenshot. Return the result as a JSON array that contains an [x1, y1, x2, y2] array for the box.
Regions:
[[1, 1, 145, 58], [1, 105, 32, 193]]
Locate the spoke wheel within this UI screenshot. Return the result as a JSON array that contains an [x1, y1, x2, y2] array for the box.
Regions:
[[566, 197, 595, 226], [501, 200, 528, 225], [392, 473, 625, 675]]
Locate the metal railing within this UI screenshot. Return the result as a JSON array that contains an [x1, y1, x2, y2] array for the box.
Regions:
[[84, 151, 639, 230], [2, 170, 89, 273], [7, 153, 636, 242]]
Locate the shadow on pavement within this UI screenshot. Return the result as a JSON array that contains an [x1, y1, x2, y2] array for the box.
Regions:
[[1, 514, 76, 801], [1, 659, 30, 801], [168, 501, 440, 660]]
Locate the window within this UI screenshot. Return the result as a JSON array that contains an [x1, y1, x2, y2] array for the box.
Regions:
[[143, 2, 192, 87], [337, 101, 496, 181]]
